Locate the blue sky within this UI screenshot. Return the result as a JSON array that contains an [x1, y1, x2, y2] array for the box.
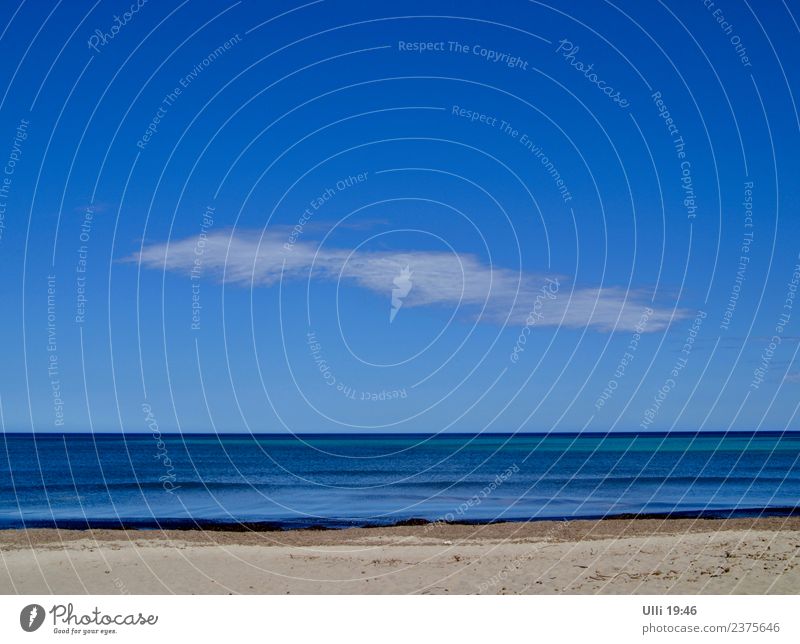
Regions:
[[0, 0, 799, 433]]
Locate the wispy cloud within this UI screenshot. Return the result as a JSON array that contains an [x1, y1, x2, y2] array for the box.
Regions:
[[129, 229, 685, 332]]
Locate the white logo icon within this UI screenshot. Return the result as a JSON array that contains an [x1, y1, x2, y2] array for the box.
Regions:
[[390, 265, 413, 323]]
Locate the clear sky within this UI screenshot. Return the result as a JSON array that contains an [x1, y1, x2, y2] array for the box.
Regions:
[[0, 0, 799, 433]]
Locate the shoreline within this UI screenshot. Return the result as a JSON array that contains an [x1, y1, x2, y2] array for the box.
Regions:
[[2, 517, 798, 594], [2, 506, 799, 532], [2, 515, 800, 544]]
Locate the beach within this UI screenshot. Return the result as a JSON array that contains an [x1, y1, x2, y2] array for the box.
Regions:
[[1, 517, 798, 594]]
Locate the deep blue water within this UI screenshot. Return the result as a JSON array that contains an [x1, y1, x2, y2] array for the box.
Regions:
[[1, 432, 798, 529]]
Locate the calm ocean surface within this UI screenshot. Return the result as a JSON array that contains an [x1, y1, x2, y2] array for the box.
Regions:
[[1, 432, 798, 529]]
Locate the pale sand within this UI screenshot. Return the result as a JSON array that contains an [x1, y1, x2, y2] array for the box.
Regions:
[[1, 518, 798, 594]]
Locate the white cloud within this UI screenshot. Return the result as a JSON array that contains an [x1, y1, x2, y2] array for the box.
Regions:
[[129, 229, 684, 332]]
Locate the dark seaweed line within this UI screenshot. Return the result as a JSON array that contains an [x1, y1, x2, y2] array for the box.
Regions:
[[1, 506, 798, 532]]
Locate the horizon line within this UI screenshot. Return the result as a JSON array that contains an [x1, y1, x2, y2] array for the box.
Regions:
[[2, 429, 799, 437]]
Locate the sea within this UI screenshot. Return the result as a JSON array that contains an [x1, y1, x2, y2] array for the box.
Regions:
[[1, 432, 798, 530]]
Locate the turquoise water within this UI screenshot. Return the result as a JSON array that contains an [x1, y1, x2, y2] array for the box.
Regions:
[[0, 432, 798, 529]]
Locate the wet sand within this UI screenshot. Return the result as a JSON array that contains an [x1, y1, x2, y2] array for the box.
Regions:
[[1, 517, 798, 594]]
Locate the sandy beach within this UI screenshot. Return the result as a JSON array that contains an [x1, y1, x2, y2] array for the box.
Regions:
[[1, 517, 798, 594]]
